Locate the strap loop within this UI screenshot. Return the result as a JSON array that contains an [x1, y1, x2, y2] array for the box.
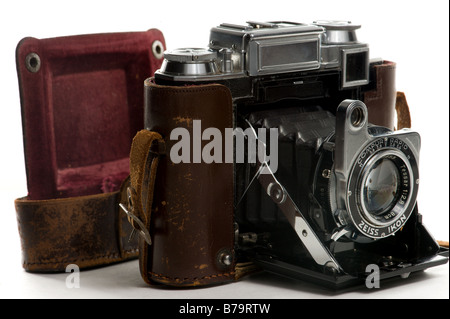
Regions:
[[395, 92, 412, 130], [126, 129, 165, 245]]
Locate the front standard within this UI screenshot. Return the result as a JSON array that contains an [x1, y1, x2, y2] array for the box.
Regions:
[[125, 21, 448, 288]]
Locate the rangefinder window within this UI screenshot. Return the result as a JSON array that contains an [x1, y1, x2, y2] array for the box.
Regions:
[[342, 48, 369, 87], [256, 38, 320, 74]]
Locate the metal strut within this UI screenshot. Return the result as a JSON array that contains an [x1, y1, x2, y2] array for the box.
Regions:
[[237, 120, 341, 272]]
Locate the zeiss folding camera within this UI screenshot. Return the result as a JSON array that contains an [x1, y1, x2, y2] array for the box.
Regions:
[[137, 21, 448, 288]]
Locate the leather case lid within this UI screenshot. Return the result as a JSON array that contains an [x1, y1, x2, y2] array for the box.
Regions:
[[16, 30, 165, 200]]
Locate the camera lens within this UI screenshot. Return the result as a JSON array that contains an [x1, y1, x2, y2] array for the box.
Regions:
[[357, 149, 414, 229], [312, 102, 420, 241], [362, 158, 400, 217]]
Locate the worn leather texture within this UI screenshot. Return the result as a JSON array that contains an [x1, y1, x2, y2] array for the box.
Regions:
[[15, 30, 165, 272], [140, 79, 235, 286], [125, 129, 166, 258], [15, 179, 136, 272]]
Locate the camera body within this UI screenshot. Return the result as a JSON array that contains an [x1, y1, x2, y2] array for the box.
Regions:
[[140, 21, 448, 288], [156, 21, 371, 103]]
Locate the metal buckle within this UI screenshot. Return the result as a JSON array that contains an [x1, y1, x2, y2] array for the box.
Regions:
[[119, 187, 152, 245]]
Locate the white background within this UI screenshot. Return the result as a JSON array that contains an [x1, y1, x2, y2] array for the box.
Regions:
[[0, 0, 448, 299]]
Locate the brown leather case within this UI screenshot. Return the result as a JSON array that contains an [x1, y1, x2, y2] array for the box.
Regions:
[[364, 61, 398, 130], [363, 60, 411, 130], [15, 30, 166, 272], [132, 79, 236, 286]]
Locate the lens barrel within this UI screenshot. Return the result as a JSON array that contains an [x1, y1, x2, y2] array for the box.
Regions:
[[357, 149, 415, 230], [314, 129, 420, 242]]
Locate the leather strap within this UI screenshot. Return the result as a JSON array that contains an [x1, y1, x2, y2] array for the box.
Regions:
[[395, 91, 412, 129], [125, 130, 164, 246], [15, 178, 138, 272]]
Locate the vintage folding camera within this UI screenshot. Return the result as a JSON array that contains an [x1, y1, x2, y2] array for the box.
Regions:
[[127, 21, 448, 288]]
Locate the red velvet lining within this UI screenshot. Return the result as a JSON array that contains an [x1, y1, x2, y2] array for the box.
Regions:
[[16, 30, 165, 200]]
